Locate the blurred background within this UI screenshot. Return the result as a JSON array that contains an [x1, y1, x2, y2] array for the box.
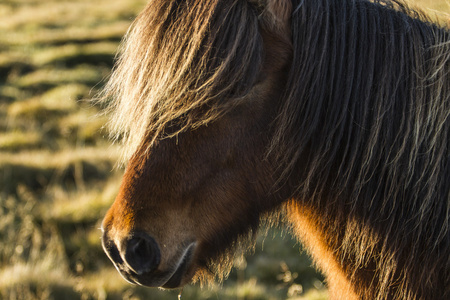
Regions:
[[0, 0, 447, 299]]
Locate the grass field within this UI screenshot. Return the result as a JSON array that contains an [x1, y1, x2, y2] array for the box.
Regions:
[[0, 1, 448, 299]]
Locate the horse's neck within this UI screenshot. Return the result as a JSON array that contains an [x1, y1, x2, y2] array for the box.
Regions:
[[286, 200, 360, 299]]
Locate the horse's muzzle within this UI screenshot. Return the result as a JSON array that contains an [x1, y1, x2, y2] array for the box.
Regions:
[[101, 229, 196, 288]]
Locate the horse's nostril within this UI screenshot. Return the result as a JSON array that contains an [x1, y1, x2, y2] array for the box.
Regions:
[[102, 232, 124, 265], [125, 232, 161, 275]]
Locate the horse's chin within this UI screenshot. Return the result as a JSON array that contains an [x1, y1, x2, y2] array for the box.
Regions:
[[161, 243, 197, 289], [118, 242, 197, 289]]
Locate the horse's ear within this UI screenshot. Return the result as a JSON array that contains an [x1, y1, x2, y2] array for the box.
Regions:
[[250, 0, 292, 38]]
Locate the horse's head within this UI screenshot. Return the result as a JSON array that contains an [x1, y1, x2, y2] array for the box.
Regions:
[[101, 99, 276, 288], [101, 0, 292, 288]]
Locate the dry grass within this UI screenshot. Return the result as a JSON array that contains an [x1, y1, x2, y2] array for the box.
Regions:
[[0, 131, 43, 151], [410, 0, 450, 13]]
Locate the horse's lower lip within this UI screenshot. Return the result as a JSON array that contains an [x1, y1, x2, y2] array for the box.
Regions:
[[161, 242, 196, 289]]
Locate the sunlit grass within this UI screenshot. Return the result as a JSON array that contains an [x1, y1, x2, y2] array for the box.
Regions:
[[0, 131, 42, 151], [0, 263, 76, 300], [14, 66, 106, 89], [290, 289, 329, 300], [0, 0, 147, 30], [231, 278, 274, 300], [410, 0, 450, 13], [0, 255, 69, 290], [7, 84, 89, 116], [409, 0, 450, 23], [0, 146, 119, 169], [59, 110, 109, 144], [43, 175, 121, 223], [0, 22, 130, 47], [31, 42, 118, 66]]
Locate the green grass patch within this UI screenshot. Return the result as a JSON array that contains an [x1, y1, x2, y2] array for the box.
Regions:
[[0, 52, 32, 81], [7, 85, 86, 120], [0, 0, 146, 31], [0, 22, 130, 47], [0, 147, 119, 194], [58, 110, 109, 145], [0, 131, 43, 151], [32, 42, 117, 67], [0, 84, 31, 103], [42, 175, 120, 223], [14, 65, 107, 90]]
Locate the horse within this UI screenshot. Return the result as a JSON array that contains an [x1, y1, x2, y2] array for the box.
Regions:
[[99, 0, 449, 299]]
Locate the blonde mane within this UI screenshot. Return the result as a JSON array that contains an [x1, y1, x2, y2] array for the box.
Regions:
[[100, 0, 263, 162]]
